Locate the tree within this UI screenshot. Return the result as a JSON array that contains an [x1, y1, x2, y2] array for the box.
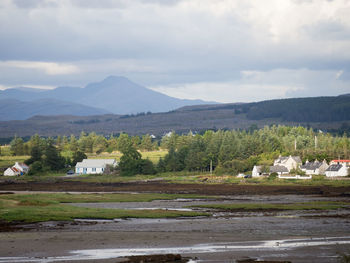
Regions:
[[10, 136, 24, 156], [119, 143, 142, 176], [140, 134, 154, 151], [69, 135, 79, 152], [26, 145, 42, 165], [72, 150, 87, 166], [43, 141, 65, 171]]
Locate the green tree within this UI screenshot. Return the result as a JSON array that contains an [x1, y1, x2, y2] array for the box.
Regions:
[[10, 136, 24, 156], [43, 140, 65, 171], [72, 150, 87, 166]]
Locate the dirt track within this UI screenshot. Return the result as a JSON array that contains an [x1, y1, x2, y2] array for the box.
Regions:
[[0, 180, 350, 196]]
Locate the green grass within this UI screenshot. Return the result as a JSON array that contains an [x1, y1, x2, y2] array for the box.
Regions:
[[0, 205, 206, 223], [0, 192, 211, 205], [190, 201, 350, 211], [0, 193, 209, 223], [86, 150, 168, 164]]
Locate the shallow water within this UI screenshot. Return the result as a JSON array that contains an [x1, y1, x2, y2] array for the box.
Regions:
[[1, 236, 349, 263]]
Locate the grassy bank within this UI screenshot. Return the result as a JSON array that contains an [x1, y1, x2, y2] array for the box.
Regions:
[[0, 193, 209, 223], [191, 201, 350, 212]]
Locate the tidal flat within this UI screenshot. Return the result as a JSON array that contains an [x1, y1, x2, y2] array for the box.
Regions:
[[0, 193, 350, 262]]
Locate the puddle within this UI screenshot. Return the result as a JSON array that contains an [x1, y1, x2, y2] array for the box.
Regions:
[[130, 207, 194, 212], [1, 236, 349, 263]]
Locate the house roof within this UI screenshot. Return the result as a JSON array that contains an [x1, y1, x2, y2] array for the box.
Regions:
[[326, 164, 343, 172], [270, 165, 289, 173], [275, 156, 301, 164], [300, 161, 323, 170], [76, 159, 116, 168], [331, 160, 350, 163]]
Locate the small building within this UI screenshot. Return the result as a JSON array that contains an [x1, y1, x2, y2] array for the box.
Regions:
[[75, 159, 117, 174], [4, 167, 21, 176], [273, 155, 302, 171], [252, 165, 288, 178], [300, 159, 328, 175], [325, 163, 349, 177], [3, 162, 29, 176]]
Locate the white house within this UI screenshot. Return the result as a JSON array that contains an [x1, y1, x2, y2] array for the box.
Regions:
[[300, 159, 329, 175], [4, 167, 21, 176], [75, 159, 117, 174], [273, 155, 302, 171], [3, 162, 29, 176], [325, 163, 349, 177], [252, 165, 288, 178]]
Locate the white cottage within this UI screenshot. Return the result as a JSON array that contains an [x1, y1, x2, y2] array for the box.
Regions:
[[75, 159, 117, 174], [252, 165, 288, 178], [273, 155, 302, 172], [300, 159, 329, 175], [3, 162, 29, 176], [325, 163, 349, 177]]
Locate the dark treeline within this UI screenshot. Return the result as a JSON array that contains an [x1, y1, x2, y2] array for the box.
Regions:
[[4, 125, 350, 175], [157, 126, 349, 174]]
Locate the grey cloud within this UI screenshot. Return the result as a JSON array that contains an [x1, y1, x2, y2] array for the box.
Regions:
[[12, 0, 57, 8], [304, 20, 350, 40]]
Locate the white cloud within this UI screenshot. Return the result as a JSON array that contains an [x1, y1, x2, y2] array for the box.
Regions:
[[150, 68, 350, 103], [0, 61, 80, 75]]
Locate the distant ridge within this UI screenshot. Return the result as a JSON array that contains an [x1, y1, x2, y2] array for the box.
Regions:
[[0, 76, 214, 118], [0, 99, 109, 121], [0, 95, 349, 137]]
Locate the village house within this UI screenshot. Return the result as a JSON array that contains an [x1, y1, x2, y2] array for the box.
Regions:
[[325, 160, 350, 177], [4, 162, 29, 176], [252, 165, 289, 178], [75, 159, 117, 174], [300, 159, 329, 175], [273, 155, 302, 172]]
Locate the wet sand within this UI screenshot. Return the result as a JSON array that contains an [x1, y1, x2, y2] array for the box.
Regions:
[[1, 194, 350, 262]]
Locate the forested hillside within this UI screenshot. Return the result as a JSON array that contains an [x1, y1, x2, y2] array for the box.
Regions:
[[6, 125, 349, 175]]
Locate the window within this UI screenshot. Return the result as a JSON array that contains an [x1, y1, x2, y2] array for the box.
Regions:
[[92, 168, 96, 172]]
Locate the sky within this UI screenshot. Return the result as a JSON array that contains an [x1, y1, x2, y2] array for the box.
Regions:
[[0, 0, 349, 103]]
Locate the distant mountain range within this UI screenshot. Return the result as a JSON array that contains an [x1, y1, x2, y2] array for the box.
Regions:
[[0, 76, 212, 120], [0, 99, 109, 121], [0, 96, 349, 138]]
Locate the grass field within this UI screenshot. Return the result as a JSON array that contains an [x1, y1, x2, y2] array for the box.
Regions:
[[0, 193, 209, 223], [87, 149, 168, 163]]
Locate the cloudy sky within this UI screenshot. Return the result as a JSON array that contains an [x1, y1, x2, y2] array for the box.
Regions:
[[0, 0, 349, 102]]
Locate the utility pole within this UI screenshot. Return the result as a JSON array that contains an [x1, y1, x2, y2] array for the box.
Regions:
[[210, 160, 213, 175], [294, 139, 297, 151], [315, 135, 317, 150]]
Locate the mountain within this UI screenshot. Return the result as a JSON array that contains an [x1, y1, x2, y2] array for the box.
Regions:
[[0, 99, 109, 121], [0, 76, 213, 116], [0, 96, 349, 138]]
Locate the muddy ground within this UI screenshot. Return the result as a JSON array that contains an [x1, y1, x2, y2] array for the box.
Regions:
[[1, 180, 350, 196], [1, 194, 350, 262]]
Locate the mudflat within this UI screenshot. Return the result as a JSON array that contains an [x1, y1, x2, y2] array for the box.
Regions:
[[1, 193, 350, 262], [1, 180, 350, 196]]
